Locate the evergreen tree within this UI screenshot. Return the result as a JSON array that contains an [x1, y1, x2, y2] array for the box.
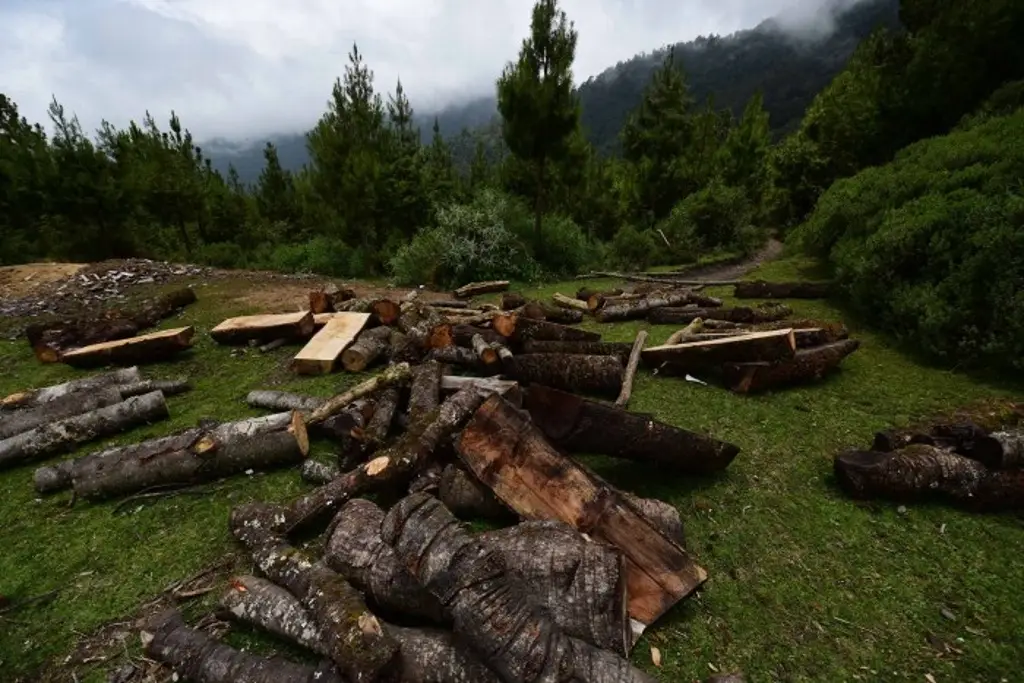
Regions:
[[255, 142, 296, 226], [423, 117, 457, 204], [384, 80, 431, 240]]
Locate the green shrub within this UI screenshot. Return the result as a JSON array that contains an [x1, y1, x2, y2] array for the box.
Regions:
[[658, 181, 766, 259], [610, 225, 659, 270], [263, 235, 352, 276], [536, 214, 606, 277], [790, 110, 1024, 372]]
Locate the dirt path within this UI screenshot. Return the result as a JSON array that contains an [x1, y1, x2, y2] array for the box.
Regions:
[[672, 238, 784, 282], [0, 263, 85, 300]]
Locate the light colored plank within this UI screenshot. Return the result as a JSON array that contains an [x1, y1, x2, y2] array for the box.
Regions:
[[61, 327, 194, 367], [210, 311, 315, 345], [292, 313, 371, 375]]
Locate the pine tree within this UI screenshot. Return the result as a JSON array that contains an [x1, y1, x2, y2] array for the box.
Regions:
[[256, 142, 296, 226], [424, 117, 457, 204], [716, 91, 771, 191], [383, 80, 430, 240]]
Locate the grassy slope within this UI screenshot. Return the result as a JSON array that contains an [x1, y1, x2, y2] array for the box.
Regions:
[[1, 260, 1022, 682]]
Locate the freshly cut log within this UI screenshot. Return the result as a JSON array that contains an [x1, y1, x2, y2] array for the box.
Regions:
[[501, 292, 527, 310], [596, 291, 722, 323], [371, 299, 402, 326], [229, 503, 401, 681], [973, 429, 1024, 469], [524, 384, 740, 474], [61, 326, 195, 367], [552, 292, 588, 312], [452, 280, 509, 299], [733, 280, 832, 299], [471, 334, 499, 367], [441, 376, 522, 407], [0, 387, 123, 440], [116, 377, 191, 399], [456, 395, 708, 628], [25, 287, 197, 363], [408, 360, 443, 423], [0, 391, 169, 470], [382, 493, 658, 682], [340, 326, 392, 372], [450, 324, 506, 348], [141, 609, 343, 683], [72, 412, 308, 500], [622, 493, 685, 546], [492, 314, 600, 343], [648, 304, 792, 326], [506, 353, 623, 396], [291, 312, 370, 375], [834, 445, 1024, 511], [211, 311, 315, 345], [307, 363, 413, 425], [615, 330, 648, 408], [519, 340, 632, 362], [642, 329, 797, 370], [0, 367, 142, 411], [34, 413, 293, 495], [665, 318, 706, 346], [720, 339, 861, 393], [439, 464, 513, 522], [246, 390, 368, 442]]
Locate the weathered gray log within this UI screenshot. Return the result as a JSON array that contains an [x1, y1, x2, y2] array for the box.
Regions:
[[519, 340, 633, 362], [340, 326, 392, 372], [0, 367, 142, 411], [648, 304, 792, 326], [301, 459, 340, 485], [615, 330, 647, 408], [427, 346, 482, 370], [720, 339, 860, 393], [0, 391, 169, 470], [491, 314, 600, 344], [307, 363, 413, 425], [0, 387, 123, 440], [733, 280, 832, 299], [246, 390, 368, 442], [521, 301, 585, 325], [116, 378, 191, 399], [408, 360, 443, 423], [219, 575, 329, 653], [438, 464, 514, 521], [453, 280, 509, 299], [247, 390, 323, 413], [597, 291, 723, 322], [361, 386, 401, 450], [506, 354, 623, 396], [973, 429, 1024, 470]]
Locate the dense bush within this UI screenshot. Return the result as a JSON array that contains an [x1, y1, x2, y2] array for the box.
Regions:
[[610, 225, 659, 270], [791, 110, 1024, 372], [263, 236, 353, 276], [658, 181, 765, 258]]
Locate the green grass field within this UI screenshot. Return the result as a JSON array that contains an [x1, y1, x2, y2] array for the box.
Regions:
[[1, 258, 1022, 682]]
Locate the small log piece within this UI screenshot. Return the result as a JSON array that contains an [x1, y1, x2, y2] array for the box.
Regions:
[[0, 387, 123, 440], [408, 360, 443, 423], [453, 280, 510, 299], [501, 292, 527, 310], [597, 291, 723, 323], [340, 326, 393, 372]]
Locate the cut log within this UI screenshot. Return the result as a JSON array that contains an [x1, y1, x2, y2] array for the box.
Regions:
[[522, 301, 585, 325], [720, 339, 861, 393], [834, 445, 1024, 511], [219, 575, 330, 654], [382, 493, 658, 682], [596, 291, 722, 323], [588, 292, 642, 312], [0, 391, 169, 470], [441, 376, 522, 407], [453, 280, 509, 299], [622, 494, 685, 546], [141, 609, 343, 683], [456, 395, 708, 628], [72, 412, 308, 500], [615, 330, 648, 408], [408, 360, 443, 423], [116, 377, 191, 399], [501, 292, 527, 310], [642, 329, 797, 371], [427, 346, 482, 370], [471, 334, 499, 367], [211, 312, 315, 345], [229, 503, 401, 681], [61, 326, 195, 367], [733, 280, 832, 299], [340, 326, 392, 372], [247, 390, 323, 413], [246, 390, 368, 442], [648, 304, 792, 326], [524, 384, 740, 474], [750, 319, 849, 344], [365, 386, 401, 445], [665, 318, 706, 346], [519, 340, 633, 362], [702, 319, 746, 330], [0, 387, 123, 440], [291, 312, 370, 375], [973, 429, 1024, 470], [449, 324, 507, 348], [301, 459, 340, 485], [429, 299, 468, 309], [372, 299, 402, 326], [507, 353, 623, 396], [309, 289, 334, 314], [492, 314, 600, 344], [552, 293, 588, 312], [439, 464, 514, 522], [307, 363, 413, 425], [1, 367, 142, 411]]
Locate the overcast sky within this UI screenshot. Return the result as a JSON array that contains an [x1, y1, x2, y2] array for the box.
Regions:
[[1, 0, 858, 142]]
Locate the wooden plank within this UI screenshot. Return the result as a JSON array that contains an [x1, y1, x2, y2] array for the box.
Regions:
[[210, 311, 315, 345], [456, 394, 707, 629], [642, 328, 796, 369], [61, 327, 194, 367], [292, 313, 371, 375]]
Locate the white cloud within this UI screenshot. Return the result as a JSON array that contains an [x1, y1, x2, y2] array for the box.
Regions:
[[0, 0, 858, 142]]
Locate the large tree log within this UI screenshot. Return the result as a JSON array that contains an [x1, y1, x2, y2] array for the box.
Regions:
[[834, 445, 1024, 511], [61, 326, 195, 367], [409, 360, 443, 423], [0, 387, 123, 440], [453, 280, 510, 299], [506, 354, 623, 396], [141, 609, 343, 683], [491, 315, 600, 344], [428, 346, 483, 370], [0, 367, 142, 411], [72, 412, 308, 500], [211, 312, 315, 345], [501, 292, 527, 310], [524, 385, 739, 474], [230, 502, 401, 681], [456, 395, 708, 629], [341, 326, 393, 372], [382, 493, 658, 682], [720, 339, 860, 393], [25, 287, 197, 363], [439, 464, 514, 521], [648, 304, 792, 326], [292, 312, 371, 375], [371, 299, 402, 326], [596, 291, 722, 323], [519, 340, 633, 362], [642, 329, 797, 370], [732, 280, 832, 299], [615, 331, 647, 408], [0, 391, 169, 470], [449, 324, 507, 348]]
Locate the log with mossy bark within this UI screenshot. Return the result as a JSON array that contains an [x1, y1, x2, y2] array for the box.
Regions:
[[596, 290, 723, 323], [408, 360, 442, 423], [1, 367, 142, 411], [648, 304, 792, 326], [524, 384, 739, 474], [719, 338, 860, 393], [506, 353, 624, 396], [449, 324, 507, 348], [211, 312, 315, 345], [732, 280, 833, 299], [62, 326, 195, 367], [519, 340, 633, 362], [642, 329, 797, 371], [456, 394, 708, 629], [382, 493, 658, 682], [0, 390, 169, 470], [116, 377, 191, 399], [491, 314, 600, 344], [452, 280, 510, 299]]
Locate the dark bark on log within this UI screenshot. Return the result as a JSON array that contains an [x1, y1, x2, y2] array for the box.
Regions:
[[428, 346, 483, 370], [732, 280, 832, 299], [229, 504, 401, 681], [246, 390, 368, 442], [834, 445, 1024, 511], [648, 304, 792, 326], [441, 376, 523, 408], [0, 391, 169, 470], [596, 291, 722, 323], [720, 339, 860, 393], [301, 459, 340, 485], [519, 340, 633, 362], [341, 327, 393, 372], [972, 429, 1024, 470], [472, 334, 500, 367], [449, 325, 507, 348], [365, 386, 401, 444], [308, 363, 413, 425], [615, 331, 647, 408], [116, 377, 191, 399], [456, 395, 708, 628], [211, 313, 314, 345], [382, 493, 658, 682], [453, 280, 510, 299], [0, 387, 123, 440], [219, 575, 330, 654], [642, 329, 797, 370], [524, 385, 740, 474], [501, 292, 527, 310], [72, 412, 307, 500], [622, 494, 685, 546], [409, 360, 443, 423], [141, 609, 343, 683], [61, 326, 194, 367], [522, 301, 585, 325], [387, 626, 502, 683], [492, 315, 600, 344], [439, 464, 514, 521], [506, 354, 623, 396], [1, 367, 142, 411]]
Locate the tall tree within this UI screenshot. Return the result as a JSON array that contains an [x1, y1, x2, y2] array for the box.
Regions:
[[496, 0, 581, 252], [255, 142, 297, 226]]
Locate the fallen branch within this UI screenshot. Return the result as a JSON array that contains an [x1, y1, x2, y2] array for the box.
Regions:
[[307, 363, 412, 425], [615, 330, 648, 408], [453, 280, 509, 299], [665, 318, 705, 346]]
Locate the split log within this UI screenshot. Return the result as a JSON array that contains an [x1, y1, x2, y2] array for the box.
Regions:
[[665, 318, 705, 346], [456, 395, 708, 628], [524, 384, 740, 474], [506, 354, 623, 396], [834, 445, 1024, 511], [427, 346, 481, 370], [210, 312, 315, 345], [0, 387, 123, 440], [733, 280, 832, 299], [552, 293, 588, 312], [453, 280, 509, 299], [382, 493, 658, 682], [471, 334, 499, 367], [642, 329, 797, 370], [648, 304, 792, 326], [596, 291, 722, 323], [61, 326, 195, 367], [292, 313, 370, 375], [501, 292, 527, 310], [308, 363, 413, 425], [492, 314, 600, 344], [441, 376, 522, 407], [438, 464, 513, 522], [1, 367, 142, 411], [372, 299, 402, 326], [72, 412, 308, 500], [720, 339, 861, 393], [615, 330, 648, 408], [408, 360, 443, 423], [340, 326, 393, 372], [141, 609, 343, 683], [116, 377, 191, 399], [622, 494, 685, 546], [973, 429, 1024, 469], [519, 340, 633, 362], [0, 391, 169, 470], [229, 503, 401, 681]]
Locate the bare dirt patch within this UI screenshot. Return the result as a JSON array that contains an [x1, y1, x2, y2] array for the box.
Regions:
[[0, 263, 85, 300]]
